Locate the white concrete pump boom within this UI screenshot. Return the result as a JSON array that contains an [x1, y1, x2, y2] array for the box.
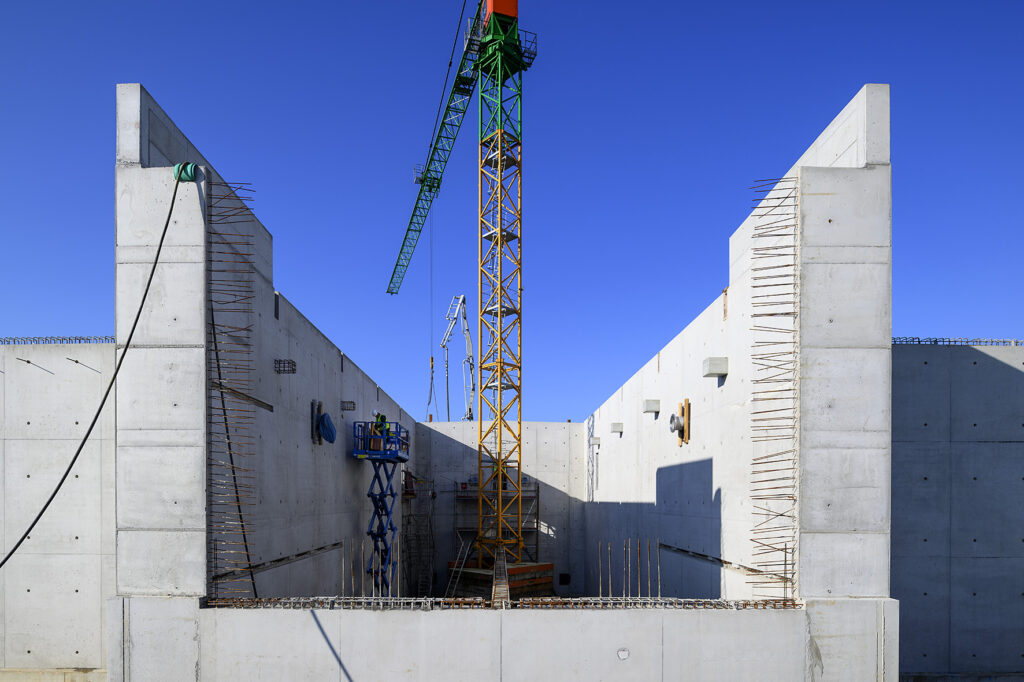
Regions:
[[440, 295, 476, 421]]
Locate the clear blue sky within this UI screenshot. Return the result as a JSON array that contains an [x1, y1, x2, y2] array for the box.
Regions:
[[1, 1, 1021, 421]]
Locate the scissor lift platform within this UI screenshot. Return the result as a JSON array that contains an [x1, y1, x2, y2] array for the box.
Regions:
[[351, 421, 410, 594]]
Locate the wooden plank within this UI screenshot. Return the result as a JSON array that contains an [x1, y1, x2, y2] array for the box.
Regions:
[[683, 398, 690, 444]]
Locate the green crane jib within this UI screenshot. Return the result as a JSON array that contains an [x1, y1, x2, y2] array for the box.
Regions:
[[386, 1, 486, 295]]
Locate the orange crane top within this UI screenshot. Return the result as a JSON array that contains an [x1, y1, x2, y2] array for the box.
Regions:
[[486, 0, 518, 19]]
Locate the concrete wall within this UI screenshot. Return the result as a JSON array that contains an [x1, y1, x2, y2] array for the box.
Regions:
[[0, 342, 115, 671], [583, 84, 892, 598], [582, 288, 750, 599], [582, 84, 897, 677], [796, 165, 892, 602], [112, 599, 815, 681], [0, 84, 423, 679], [2, 83, 911, 681], [247, 292, 412, 598], [415, 421, 586, 595], [107, 82, 426, 675], [114, 163, 208, 601], [892, 343, 1024, 675], [113, 83, 416, 605]]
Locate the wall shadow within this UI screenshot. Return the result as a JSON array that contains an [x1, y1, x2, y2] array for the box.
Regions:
[[578, 460, 722, 599], [310, 610, 354, 681], [414, 425, 722, 599], [891, 344, 1024, 674]]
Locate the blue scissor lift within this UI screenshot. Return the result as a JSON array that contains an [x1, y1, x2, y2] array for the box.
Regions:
[[351, 420, 409, 594]]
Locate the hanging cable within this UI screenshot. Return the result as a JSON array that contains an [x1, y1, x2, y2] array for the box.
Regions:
[[0, 165, 194, 570], [430, 211, 440, 420], [427, 0, 471, 155], [426, 210, 437, 420]]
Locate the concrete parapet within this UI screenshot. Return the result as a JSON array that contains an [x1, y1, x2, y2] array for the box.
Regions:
[[108, 595, 814, 681]]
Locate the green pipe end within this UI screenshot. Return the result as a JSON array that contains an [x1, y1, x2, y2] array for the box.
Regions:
[[173, 162, 197, 182]]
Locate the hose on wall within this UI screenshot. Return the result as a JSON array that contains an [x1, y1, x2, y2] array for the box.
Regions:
[[0, 165, 195, 570]]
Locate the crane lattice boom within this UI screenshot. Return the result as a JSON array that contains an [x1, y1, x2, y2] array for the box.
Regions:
[[386, 3, 486, 294]]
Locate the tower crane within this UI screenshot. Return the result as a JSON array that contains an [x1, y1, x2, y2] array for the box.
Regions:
[[441, 295, 475, 422], [386, 0, 536, 570]]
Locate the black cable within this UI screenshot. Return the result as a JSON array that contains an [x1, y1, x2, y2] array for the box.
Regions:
[[429, 211, 440, 420], [426, 0, 470, 155], [425, 210, 435, 420], [0, 174, 184, 570]]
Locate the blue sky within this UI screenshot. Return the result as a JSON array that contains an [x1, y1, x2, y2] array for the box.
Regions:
[[1, 1, 1021, 421]]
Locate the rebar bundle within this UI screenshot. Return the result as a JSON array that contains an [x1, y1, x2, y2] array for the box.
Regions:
[[205, 181, 259, 602], [0, 336, 115, 345], [585, 414, 596, 503], [206, 595, 800, 611], [748, 177, 799, 600]]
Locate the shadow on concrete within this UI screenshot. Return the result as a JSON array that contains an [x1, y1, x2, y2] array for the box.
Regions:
[[310, 610, 353, 682], [580, 459, 722, 599], [419, 427, 722, 599], [891, 344, 1024, 675]]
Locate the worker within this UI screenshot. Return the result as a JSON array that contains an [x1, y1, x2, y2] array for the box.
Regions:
[[370, 410, 388, 450]]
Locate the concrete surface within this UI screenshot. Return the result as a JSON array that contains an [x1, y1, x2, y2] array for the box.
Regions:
[[583, 84, 892, 602], [246, 293, 412, 598], [415, 421, 586, 595], [1, 342, 115, 673], [892, 343, 1024, 676], [582, 83, 897, 677], [113, 84, 414, 604], [108, 596, 816, 681], [0, 83, 924, 680], [114, 161, 208, 598], [798, 161, 892, 600]]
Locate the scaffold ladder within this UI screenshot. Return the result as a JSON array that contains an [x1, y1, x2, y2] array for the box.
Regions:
[[444, 536, 472, 598]]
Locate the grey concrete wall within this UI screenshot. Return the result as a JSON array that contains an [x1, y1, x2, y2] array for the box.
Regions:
[[0, 342, 115, 671], [114, 83, 417, 604], [583, 86, 891, 596], [582, 289, 751, 600], [415, 421, 586, 595], [4, 82, 911, 681], [112, 598, 814, 681], [116, 84, 216, 171], [582, 84, 897, 677], [892, 343, 1024, 675], [796, 166, 892, 601], [795, 86, 896, 680], [114, 160, 208, 599], [247, 290, 412, 598], [114, 86, 218, 602], [107, 594, 902, 681]]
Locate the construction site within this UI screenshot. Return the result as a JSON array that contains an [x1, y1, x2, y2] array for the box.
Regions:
[[1, 1, 1022, 681]]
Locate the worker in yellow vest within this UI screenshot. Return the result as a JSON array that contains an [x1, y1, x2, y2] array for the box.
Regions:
[[370, 410, 387, 450]]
